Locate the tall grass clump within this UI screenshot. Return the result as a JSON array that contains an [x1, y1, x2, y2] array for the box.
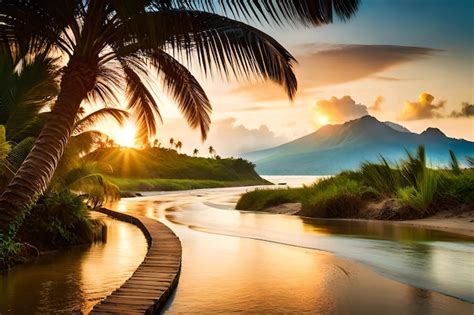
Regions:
[[361, 156, 399, 196], [449, 149, 461, 175], [397, 169, 439, 213]]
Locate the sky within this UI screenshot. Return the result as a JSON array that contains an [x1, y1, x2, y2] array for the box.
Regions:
[[103, 0, 474, 156]]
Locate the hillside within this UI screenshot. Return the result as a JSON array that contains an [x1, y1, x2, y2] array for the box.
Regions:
[[86, 147, 269, 190], [243, 116, 474, 175]]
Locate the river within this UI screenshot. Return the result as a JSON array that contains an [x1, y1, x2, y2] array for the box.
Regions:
[[1, 177, 473, 314]]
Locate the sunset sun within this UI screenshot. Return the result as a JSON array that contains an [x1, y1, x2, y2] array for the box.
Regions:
[[114, 122, 137, 148], [318, 115, 329, 126]]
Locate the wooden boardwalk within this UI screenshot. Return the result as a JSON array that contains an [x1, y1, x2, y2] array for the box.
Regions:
[[91, 208, 182, 314]]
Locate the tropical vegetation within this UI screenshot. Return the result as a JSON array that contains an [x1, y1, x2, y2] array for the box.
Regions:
[[236, 146, 474, 220], [0, 0, 359, 240]]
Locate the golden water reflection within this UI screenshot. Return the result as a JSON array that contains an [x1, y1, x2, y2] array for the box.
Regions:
[[0, 214, 147, 314], [113, 192, 473, 314]]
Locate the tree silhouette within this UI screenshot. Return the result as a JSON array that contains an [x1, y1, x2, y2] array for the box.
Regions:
[[175, 141, 183, 152], [169, 138, 174, 149], [193, 148, 199, 157], [208, 146, 216, 158]]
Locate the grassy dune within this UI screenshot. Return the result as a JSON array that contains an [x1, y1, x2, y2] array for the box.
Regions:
[[237, 147, 474, 220]]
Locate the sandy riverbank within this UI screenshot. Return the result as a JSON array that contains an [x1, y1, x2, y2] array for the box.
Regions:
[[260, 202, 474, 237]]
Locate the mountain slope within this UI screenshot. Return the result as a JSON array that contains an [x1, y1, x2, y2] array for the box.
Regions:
[[243, 116, 474, 175]]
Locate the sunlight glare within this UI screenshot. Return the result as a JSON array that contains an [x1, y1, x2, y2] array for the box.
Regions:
[[318, 115, 329, 126], [114, 122, 136, 148]]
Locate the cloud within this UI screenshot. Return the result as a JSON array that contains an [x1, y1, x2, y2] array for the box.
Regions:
[[208, 118, 286, 154], [155, 117, 286, 157], [450, 102, 474, 118], [314, 95, 369, 124], [233, 44, 439, 102], [369, 95, 384, 111], [397, 92, 445, 120]]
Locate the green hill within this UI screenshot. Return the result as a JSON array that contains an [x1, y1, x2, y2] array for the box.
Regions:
[[86, 147, 269, 191]]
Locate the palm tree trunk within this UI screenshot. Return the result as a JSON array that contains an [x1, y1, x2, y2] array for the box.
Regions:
[[0, 57, 97, 237]]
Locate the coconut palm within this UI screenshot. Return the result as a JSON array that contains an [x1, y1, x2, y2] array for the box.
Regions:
[[193, 148, 199, 157], [175, 141, 183, 152], [0, 0, 359, 234], [208, 146, 216, 158]]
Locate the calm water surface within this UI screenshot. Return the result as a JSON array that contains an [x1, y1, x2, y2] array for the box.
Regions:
[[1, 176, 473, 314], [0, 213, 147, 314], [123, 180, 473, 314]]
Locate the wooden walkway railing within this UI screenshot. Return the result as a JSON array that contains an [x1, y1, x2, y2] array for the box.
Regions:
[[91, 208, 182, 314]]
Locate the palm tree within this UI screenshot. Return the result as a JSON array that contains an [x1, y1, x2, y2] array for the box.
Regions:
[[175, 141, 183, 152], [0, 1, 359, 234], [208, 146, 216, 158], [169, 138, 175, 149], [193, 148, 199, 157]]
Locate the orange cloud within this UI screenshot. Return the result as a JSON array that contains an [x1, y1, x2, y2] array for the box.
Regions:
[[314, 95, 368, 124], [369, 95, 384, 111], [398, 92, 445, 120]]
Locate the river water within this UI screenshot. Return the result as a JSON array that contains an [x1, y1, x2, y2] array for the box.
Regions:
[[0, 213, 147, 314], [1, 177, 473, 314]]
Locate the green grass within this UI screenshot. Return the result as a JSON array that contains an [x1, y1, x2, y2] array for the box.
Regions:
[[236, 146, 474, 219], [111, 177, 268, 192], [86, 147, 265, 182]]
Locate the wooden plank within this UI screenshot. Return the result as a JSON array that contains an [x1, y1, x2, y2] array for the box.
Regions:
[[91, 208, 182, 315]]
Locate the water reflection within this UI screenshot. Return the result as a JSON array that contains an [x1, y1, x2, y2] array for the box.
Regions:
[[0, 214, 147, 314], [114, 189, 473, 314]]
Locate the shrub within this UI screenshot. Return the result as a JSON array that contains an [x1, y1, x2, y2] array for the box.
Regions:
[[301, 178, 365, 217], [17, 190, 103, 249], [235, 188, 304, 211]]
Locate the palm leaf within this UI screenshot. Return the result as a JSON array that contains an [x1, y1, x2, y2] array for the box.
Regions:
[[74, 108, 129, 134], [151, 51, 211, 139], [123, 64, 162, 144]]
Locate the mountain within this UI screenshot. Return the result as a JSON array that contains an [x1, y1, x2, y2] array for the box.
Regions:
[[384, 121, 411, 133], [243, 115, 474, 175]]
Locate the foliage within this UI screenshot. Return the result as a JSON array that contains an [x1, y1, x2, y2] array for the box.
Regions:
[[236, 188, 305, 211], [86, 147, 266, 183], [16, 190, 102, 249], [114, 178, 266, 192], [449, 149, 461, 175], [397, 170, 439, 214], [236, 146, 473, 219], [360, 157, 399, 196]]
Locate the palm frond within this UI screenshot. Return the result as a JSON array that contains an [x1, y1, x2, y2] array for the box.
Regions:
[[123, 64, 162, 144], [115, 10, 298, 99], [151, 0, 360, 26], [151, 51, 211, 139], [74, 108, 129, 134]]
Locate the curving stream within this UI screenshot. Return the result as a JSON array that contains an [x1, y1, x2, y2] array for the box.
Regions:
[[1, 176, 473, 314]]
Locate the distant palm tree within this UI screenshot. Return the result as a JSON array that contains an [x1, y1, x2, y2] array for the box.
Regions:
[[0, 0, 359, 235], [169, 138, 175, 149], [193, 148, 199, 157], [175, 141, 183, 152], [208, 146, 216, 158], [153, 139, 160, 148]]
